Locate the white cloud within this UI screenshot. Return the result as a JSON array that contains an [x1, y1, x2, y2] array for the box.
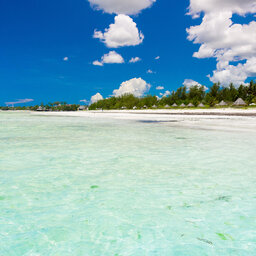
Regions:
[[80, 99, 88, 104], [88, 0, 156, 15], [155, 56, 160, 60], [5, 99, 34, 106], [93, 51, 124, 66], [147, 69, 155, 74], [187, 0, 256, 86], [129, 57, 141, 63], [90, 93, 103, 104], [63, 57, 68, 61], [113, 78, 151, 97], [160, 91, 171, 97], [93, 14, 144, 48], [93, 60, 103, 66], [156, 86, 164, 90], [183, 79, 208, 91]]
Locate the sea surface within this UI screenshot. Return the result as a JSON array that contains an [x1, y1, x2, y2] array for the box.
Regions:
[[0, 112, 256, 256]]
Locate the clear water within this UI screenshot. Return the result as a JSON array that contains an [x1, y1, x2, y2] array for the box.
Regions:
[[0, 112, 256, 255]]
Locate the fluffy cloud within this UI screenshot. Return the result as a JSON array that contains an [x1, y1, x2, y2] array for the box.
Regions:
[[129, 57, 141, 63], [189, 0, 256, 17], [93, 14, 144, 48], [113, 78, 150, 97], [93, 51, 124, 66], [156, 86, 164, 90], [5, 99, 34, 105], [88, 0, 156, 15], [63, 57, 68, 61], [90, 93, 103, 104], [187, 0, 256, 86], [155, 56, 160, 60], [160, 90, 171, 97], [183, 79, 208, 91]]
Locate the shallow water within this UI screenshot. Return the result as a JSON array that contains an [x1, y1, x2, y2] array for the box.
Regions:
[[0, 112, 256, 255]]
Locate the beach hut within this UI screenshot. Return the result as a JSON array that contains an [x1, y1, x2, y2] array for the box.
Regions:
[[250, 103, 256, 106], [187, 103, 194, 107], [198, 103, 205, 107], [233, 98, 247, 106], [217, 100, 228, 106], [78, 105, 86, 111], [165, 104, 170, 108], [133, 106, 137, 110], [37, 106, 43, 111], [180, 103, 186, 107], [152, 105, 157, 108], [172, 103, 178, 107], [143, 105, 148, 109]]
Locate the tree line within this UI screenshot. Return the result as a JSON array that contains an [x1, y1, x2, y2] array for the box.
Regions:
[[89, 81, 256, 110]]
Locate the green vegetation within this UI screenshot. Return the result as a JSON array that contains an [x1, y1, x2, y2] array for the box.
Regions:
[[1, 81, 256, 111], [89, 81, 256, 110]]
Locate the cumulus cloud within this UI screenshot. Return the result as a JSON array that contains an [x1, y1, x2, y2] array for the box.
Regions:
[[90, 93, 103, 104], [187, 0, 256, 86], [156, 86, 164, 90], [155, 56, 160, 60], [129, 57, 141, 63], [160, 90, 171, 97], [183, 79, 208, 91], [147, 69, 155, 74], [93, 51, 124, 66], [5, 99, 34, 106], [63, 57, 68, 61], [113, 78, 151, 97], [93, 14, 144, 48], [88, 0, 156, 15]]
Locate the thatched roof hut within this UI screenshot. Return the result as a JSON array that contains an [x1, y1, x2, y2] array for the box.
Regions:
[[133, 106, 137, 110], [165, 104, 170, 108], [172, 103, 178, 107], [198, 103, 205, 107], [233, 98, 246, 106], [187, 103, 194, 107], [78, 105, 86, 111], [143, 105, 148, 109], [218, 100, 228, 106], [180, 103, 186, 107], [152, 105, 157, 108]]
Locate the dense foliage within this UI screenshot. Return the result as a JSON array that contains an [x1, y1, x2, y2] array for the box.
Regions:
[[89, 81, 256, 109]]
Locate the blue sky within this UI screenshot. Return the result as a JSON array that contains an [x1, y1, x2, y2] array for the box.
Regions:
[[0, 0, 255, 105]]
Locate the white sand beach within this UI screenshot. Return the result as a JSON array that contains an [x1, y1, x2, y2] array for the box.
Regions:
[[32, 108, 256, 132]]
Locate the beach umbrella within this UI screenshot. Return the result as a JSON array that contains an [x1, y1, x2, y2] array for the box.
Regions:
[[187, 103, 194, 107], [198, 103, 205, 107], [233, 98, 247, 106], [165, 104, 170, 108], [172, 103, 178, 107], [152, 105, 157, 108], [180, 103, 186, 107]]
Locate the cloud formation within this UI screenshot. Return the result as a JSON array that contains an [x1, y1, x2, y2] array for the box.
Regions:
[[90, 93, 103, 104], [93, 51, 124, 66], [5, 99, 34, 105], [187, 0, 256, 86], [88, 0, 156, 15], [156, 86, 164, 90], [183, 79, 208, 91], [113, 78, 150, 97], [129, 57, 141, 63], [94, 15, 144, 48]]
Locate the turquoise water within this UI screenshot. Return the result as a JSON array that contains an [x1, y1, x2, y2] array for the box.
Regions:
[[0, 112, 256, 255]]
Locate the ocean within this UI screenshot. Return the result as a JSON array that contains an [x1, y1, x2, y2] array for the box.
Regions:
[[0, 112, 256, 255]]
